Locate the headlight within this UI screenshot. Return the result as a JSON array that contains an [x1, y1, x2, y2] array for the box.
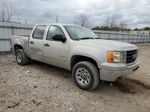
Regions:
[[107, 51, 124, 63]]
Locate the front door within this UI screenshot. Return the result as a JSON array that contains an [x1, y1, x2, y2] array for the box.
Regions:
[[43, 25, 68, 69]]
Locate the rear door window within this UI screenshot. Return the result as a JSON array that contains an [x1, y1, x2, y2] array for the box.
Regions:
[[32, 25, 46, 39]]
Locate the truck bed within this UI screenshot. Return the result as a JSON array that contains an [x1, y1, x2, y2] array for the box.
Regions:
[[11, 35, 29, 53]]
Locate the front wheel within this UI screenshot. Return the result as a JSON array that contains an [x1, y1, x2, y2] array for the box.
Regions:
[[72, 61, 100, 90], [16, 49, 29, 65]]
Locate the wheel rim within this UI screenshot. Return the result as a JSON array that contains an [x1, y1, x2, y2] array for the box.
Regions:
[[75, 68, 91, 87], [16, 52, 22, 63]]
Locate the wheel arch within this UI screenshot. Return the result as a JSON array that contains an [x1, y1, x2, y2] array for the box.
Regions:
[[14, 44, 23, 53], [70, 55, 99, 71]]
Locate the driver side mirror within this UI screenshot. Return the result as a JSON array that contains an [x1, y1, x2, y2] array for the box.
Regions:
[[52, 35, 66, 43]]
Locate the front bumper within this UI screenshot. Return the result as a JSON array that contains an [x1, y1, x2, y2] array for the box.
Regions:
[[100, 61, 140, 81]]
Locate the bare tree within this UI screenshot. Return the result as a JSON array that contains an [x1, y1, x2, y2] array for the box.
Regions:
[[0, 0, 14, 22], [104, 17, 117, 28], [105, 17, 111, 28], [75, 14, 90, 27], [110, 17, 117, 28], [119, 21, 127, 31]]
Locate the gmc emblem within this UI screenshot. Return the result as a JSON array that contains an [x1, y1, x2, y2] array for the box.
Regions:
[[132, 54, 137, 59]]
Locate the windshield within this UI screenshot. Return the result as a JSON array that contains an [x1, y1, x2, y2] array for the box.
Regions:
[[64, 25, 99, 40]]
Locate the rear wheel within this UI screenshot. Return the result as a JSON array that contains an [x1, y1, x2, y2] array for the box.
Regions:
[[72, 61, 100, 90], [16, 49, 29, 65]]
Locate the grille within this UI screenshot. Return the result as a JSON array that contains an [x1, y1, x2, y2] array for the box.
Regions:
[[126, 50, 137, 63]]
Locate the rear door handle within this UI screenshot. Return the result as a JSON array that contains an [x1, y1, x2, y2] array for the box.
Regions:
[[30, 41, 34, 44], [44, 43, 50, 47]]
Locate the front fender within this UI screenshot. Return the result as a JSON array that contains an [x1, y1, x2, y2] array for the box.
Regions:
[[68, 45, 107, 70]]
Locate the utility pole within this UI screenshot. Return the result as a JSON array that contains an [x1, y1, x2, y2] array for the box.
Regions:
[[2, 12, 5, 22], [25, 19, 27, 24], [56, 15, 58, 23]]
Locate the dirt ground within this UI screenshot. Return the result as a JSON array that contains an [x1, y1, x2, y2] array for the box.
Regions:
[[0, 44, 150, 112]]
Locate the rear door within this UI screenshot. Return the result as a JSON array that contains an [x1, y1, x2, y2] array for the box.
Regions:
[[43, 25, 69, 69], [29, 25, 47, 61]]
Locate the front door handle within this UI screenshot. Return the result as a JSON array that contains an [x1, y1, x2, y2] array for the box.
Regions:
[[30, 41, 34, 44], [44, 43, 50, 47]]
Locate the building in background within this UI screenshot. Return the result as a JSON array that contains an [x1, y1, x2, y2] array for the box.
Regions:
[[130, 30, 150, 35]]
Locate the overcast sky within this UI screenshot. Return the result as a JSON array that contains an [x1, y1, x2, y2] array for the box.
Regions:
[[12, 0, 150, 28]]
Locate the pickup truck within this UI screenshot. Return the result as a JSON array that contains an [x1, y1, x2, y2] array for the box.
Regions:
[[11, 24, 139, 90]]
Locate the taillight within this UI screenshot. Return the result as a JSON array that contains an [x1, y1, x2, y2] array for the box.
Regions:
[[9, 39, 12, 51]]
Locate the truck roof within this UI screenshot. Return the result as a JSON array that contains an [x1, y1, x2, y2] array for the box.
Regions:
[[35, 23, 80, 27]]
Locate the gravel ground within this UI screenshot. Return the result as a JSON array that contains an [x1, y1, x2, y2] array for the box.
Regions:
[[0, 44, 150, 112]]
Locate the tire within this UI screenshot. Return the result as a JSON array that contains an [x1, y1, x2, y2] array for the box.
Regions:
[[72, 61, 100, 90], [15, 49, 29, 65]]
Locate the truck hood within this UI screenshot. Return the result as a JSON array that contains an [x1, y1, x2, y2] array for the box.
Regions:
[[73, 39, 137, 51]]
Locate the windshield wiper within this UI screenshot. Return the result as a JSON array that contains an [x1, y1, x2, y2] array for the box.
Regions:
[[74, 37, 101, 40], [81, 37, 102, 40], [80, 37, 94, 40], [94, 38, 102, 39], [75, 37, 97, 40]]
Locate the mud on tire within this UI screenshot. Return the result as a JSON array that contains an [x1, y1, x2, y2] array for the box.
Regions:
[[16, 49, 29, 65], [72, 61, 100, 90]]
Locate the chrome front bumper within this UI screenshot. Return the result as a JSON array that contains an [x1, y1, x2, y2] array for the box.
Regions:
[[100, 61, 140, 81]]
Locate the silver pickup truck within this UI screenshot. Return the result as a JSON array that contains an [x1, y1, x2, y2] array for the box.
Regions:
[[11, 24, 139, 90]]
